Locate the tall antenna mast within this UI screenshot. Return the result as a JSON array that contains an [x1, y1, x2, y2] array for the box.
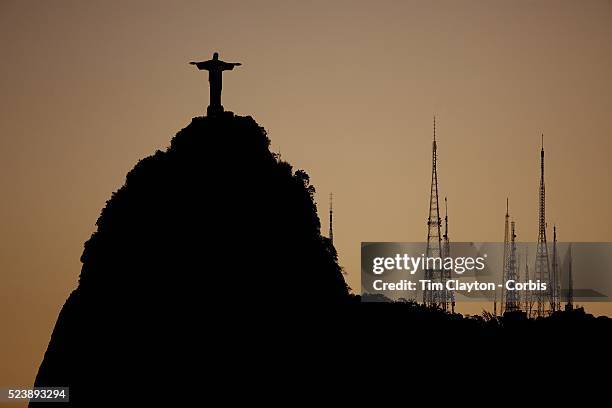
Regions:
[[329, 192, 334, 245], [433, 115, 436, 142], [424, 115, 447, 310], [505, 221, 520, 312], [501, 198, 510, 315], [566, 244, 574, 311], [444, 196, 449, 242], [551, 225, 560, 312], [535, 133, 551, 316]]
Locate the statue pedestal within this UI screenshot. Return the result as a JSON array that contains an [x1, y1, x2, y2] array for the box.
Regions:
[[207, 104, 224, 117]]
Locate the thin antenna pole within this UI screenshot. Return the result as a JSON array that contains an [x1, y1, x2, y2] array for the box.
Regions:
[[502, 198, 510, 314], [329, 192, 334, 244], [424, 115, 445, 309], [536, 133, 550, 316], [444, 196, 448, 237]]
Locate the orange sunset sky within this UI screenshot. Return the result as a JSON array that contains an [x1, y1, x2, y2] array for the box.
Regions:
[[1, 0, 612, 392]]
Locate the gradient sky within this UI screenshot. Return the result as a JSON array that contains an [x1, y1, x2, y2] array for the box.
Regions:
[[1, 0, 611, 390]]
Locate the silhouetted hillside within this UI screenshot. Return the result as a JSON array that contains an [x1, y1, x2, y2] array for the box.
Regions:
[[32, 113, 612, 406], [32, 113, 349, 405]]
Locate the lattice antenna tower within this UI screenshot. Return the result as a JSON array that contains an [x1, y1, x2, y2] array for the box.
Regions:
[[501, 198, 510, 314], [551, 225, 561, 312], [535, 134, 551, 316], [423, 116, 445, 309], [505, 221, 520, 312]]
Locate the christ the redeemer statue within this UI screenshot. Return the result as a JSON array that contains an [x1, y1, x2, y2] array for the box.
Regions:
[[190, 52, 241, 116]]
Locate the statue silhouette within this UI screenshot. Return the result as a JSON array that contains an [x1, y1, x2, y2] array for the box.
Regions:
[[190, 52, 241, 116]]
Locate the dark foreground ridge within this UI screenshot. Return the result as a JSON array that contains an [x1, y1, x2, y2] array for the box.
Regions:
[[33, 113, 612, 405]]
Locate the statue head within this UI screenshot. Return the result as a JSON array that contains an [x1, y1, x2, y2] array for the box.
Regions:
[[213, 52, 219, 60]]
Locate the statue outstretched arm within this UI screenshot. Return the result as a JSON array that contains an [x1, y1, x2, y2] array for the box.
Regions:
[[222, 62, 242, 70], [190, 61, 211, 70]]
